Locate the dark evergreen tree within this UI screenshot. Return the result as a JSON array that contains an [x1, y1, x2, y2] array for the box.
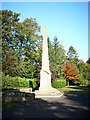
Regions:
[[67, 46, 79, 65], [2, 10, 20, 76]]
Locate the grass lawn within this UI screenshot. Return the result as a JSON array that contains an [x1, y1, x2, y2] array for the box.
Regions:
[[57, 85, 89, 93]]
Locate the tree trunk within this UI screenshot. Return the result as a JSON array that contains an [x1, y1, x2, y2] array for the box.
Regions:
[[20, 53, 26, 68], [67, 79, 69, 86]]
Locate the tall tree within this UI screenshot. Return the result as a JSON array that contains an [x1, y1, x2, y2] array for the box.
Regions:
[[18, 18, 41, 78], [58, 44, 66, 77], [2, 49, 19, 76], [2, 10, 41, 77], [52, 36, 60, 75], [86, 58, 90, 86], [33, 36, 43, 79], [2, 10, 20, 58], [67, 46, 79, 65], [51, 36, 66, 79], [77, 60, 88, 80], [47, 37, 54, 67], [0, 10, 2, 77], [14, 18, 40, 68], [2, 10, 20, 76]]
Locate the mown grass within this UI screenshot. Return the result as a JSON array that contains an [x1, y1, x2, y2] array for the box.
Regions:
[[57, 85, 89, 93]]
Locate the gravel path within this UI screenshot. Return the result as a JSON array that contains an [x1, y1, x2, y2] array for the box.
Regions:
[[2, 92, 89, 119]]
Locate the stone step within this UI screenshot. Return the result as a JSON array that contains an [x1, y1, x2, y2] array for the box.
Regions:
[[35, 92, 63, 98]]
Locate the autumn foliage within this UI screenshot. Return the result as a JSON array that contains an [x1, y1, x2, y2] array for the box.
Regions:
[[64, 62, 79, 81]]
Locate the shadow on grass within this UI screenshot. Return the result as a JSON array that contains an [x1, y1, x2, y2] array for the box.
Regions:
[[58, 85, 89, 93], [2, 88, 35, 110], [2, 91, 89, 119], [67, 85, 87, 89]]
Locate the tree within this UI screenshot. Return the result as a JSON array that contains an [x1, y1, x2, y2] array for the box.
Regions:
[[47, 37, 54, 67], [2, 10, 20, 58], [14, 18, 40, 68], [67, 46, 79, 65], [86, 58, 90, 64], [2, 10, 41, 78], [0, 10, 2, 76], [86, 58, 90, 86], [64, 61, 79, 86], [52, 36, 60, 76], [58, 44, 66, 77], [2, 49, 19, 76], [2, 10, 20, 76], [52, 36, 66, 78], [21, 36, 42, 79], [77, 60, 88, 81]]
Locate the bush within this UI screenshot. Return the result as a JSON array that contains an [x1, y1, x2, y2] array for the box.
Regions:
[[29, 79, 38, 89], [2, 73, 30, 89], [80, 79, 88, 86], [51, 74, 60, 82], [72, 80, 81, 85], [52, 78, 66, 88]]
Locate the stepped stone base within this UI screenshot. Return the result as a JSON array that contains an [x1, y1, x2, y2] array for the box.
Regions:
[[35, 87, 63, 98]]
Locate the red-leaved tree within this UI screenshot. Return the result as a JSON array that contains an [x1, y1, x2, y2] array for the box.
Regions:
[[64, 61, 79, 86]]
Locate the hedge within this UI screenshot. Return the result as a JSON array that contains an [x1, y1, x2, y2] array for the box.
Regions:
[[2, 73, 30, 89], [2, 73, 40, 90], [52, 78, 66, 88], [2, 73, 66, 89], [29, 79, 38, 89]]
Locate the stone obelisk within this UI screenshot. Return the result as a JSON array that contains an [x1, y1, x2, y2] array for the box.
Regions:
[[39, 25, 51, 90], [35, 25, 62, 97]]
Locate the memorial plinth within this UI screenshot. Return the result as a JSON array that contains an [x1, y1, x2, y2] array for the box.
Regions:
[[35, 26, 63, 98]]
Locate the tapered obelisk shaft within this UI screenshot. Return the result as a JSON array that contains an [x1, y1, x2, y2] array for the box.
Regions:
[[39, 25, 51, 88], [35, 25, 61, 97], [42, 26, 49, 71]]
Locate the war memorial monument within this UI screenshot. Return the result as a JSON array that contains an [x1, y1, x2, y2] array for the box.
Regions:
[[35, 26, 63, 98]]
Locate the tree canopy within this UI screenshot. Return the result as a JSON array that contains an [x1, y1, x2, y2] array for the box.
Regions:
[[1, 10, 89, 86]]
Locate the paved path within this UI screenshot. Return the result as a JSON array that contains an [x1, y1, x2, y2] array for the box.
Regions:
[[2, 92, 89, 119]]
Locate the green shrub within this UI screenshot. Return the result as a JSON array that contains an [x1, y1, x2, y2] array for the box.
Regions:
[[80, 79, 88, 86], [88, 80, 90, 86], [2, 73, 30, 89], [73, 80, 81, 85], [29, 79, 38, 89], [17, 77, 30, 88], [52, 78, 66, 88], [77, 74, 88, 86]]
